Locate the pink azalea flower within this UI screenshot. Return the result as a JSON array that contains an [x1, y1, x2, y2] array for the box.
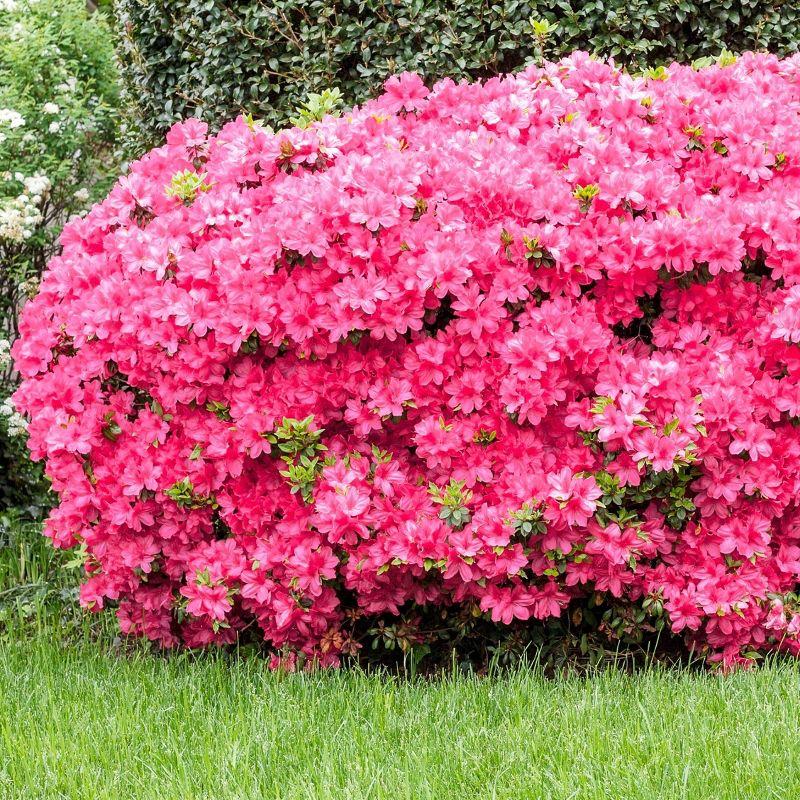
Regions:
[[381, 72, 428, 113]]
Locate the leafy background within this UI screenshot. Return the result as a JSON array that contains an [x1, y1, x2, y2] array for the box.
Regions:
[[115, 0, 800, 144]]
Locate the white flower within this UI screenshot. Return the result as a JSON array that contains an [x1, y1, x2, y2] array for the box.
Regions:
[[0, 1, 17, 14], [0, 398, 28, 437], [0, 108, 25, 128], [57, 77, 77, 94], [48, 120, 61, 134], [43, 102, 60, 115], [23, 173, 50, 196], [0, 339, 10, 370], [0, 176, 46, 242], [74, 187, 90, 203], [8, 415, 28, 436]]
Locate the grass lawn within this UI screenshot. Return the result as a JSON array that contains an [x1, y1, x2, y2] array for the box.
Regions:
[[1, 636, 800, 799], [2, 520, 799, 799]]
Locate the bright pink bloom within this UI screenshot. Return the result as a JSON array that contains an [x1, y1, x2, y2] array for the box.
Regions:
[[15, 55, 800, 667]]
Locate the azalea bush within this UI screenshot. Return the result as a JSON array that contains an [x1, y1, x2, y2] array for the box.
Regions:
[[0, 0, 120, 511], [14, 53, 800, 669]]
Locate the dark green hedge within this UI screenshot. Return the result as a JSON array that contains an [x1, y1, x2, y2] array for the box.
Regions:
[[117, 0, 800, 144]]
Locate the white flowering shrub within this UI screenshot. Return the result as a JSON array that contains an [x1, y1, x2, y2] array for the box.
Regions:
[[0, 0, 120, 508]]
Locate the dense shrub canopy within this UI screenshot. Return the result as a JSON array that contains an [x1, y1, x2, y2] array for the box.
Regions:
[[15, 53, 800, 668], [114, 0, 800, 143]]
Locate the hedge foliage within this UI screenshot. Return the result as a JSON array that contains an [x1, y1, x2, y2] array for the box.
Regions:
[[115, 0, 800, 144]]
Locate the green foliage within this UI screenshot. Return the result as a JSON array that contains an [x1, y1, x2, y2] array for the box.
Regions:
[[0, 423, 50, 514], [429, 479, 473, 529], [266, 416, 326, 460], [289, 88, 343, 129], [165, 477, 215, 509], [266, 416, 327, 501], [510, 501, 547, 539], [115, 0, 800, 145], [165, 169, 211, 203], [0, 0, 120, 328], [573, 183, 601, 212], [0, 508, 109, 639], [594, 465, 701, 532], [280, 455, 324, 503]]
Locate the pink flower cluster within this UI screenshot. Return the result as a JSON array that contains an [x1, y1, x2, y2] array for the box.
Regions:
[[15, 53, 800, 668]]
